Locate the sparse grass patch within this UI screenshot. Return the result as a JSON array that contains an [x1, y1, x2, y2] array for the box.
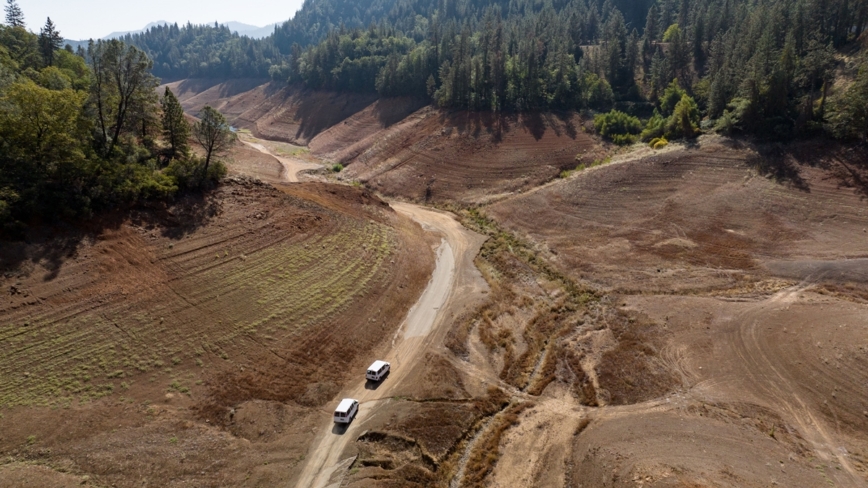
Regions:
[[0, 199, 397, 410], [461, 401, 535, 487]]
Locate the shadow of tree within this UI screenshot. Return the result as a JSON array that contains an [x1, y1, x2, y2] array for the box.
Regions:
[[520, 112, 546, 140], [823, 141, 868, 200], [373, 97, 429, 127], [0, 189, 222, 282], [291, 86, 379, 142], [752, 144, 812, 192], [432, 109, 581, 144]]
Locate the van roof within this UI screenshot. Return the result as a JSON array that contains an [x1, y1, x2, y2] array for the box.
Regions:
[[335, 398, 357, 413], [368, 360, 389, 371]]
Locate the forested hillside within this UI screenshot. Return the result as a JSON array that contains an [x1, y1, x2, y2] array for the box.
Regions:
[[121, 23, 281, 80], [41, 0, 865, 142], [0, 4, 230, 236], [270, 0, 868, 140]]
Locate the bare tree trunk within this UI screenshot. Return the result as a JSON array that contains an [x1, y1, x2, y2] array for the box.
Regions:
[[818, 75, 830, 120]]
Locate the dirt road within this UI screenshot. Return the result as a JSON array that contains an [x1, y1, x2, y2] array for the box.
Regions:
[[293, 202, 487, 488], [241, 137, 321, 183]]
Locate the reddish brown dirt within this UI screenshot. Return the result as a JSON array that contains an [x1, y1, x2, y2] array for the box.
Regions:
[[160, 79, 609, 204], [308, 97, 433, 160], [490, 137, 868, 294], [161, 78, 268, 115], [340, 108, 608, 204], [0, 178, 433, 487], [162, 79, 399, 146], [472, 137, 868, 487], [225, 141, 286, 183]]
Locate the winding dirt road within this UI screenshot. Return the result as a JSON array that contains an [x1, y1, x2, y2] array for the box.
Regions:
[[241, 137, 321, 182], [293, 202, 488, 488], [228, 136, 488, 487]]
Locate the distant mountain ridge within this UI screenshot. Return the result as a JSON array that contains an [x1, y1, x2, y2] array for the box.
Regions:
[[102, 21, 170, 40], [104, 21, 277, 39], [63, 20, 278, 47]]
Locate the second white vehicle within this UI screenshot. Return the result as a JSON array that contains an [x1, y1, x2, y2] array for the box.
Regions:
[[366, 360, 391, 381]]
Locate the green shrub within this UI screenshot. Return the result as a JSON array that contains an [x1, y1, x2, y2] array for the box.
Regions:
[[659, 79, 687, 116], [593, 110, 642, 145], [714, 110, 737, 135], [642, 92, 701, 142], [826, 62, 868, 140], [662, 24, 681, 42], [640, 111, 666, 141], [584, 74, 615, 110], [611, 133, 638, 145], [331, 163, 344, 173], [165, 156, 226, 190]]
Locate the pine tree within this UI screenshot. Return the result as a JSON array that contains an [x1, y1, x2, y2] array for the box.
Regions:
[[677, 0, 690, 31], [4, 0, 24, 28], [644, 3, 659, 43], [38, 17, 63, 66], [161, 87, 191, 162]]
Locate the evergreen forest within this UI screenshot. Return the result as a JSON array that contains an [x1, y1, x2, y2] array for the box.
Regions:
[[114, 0, 868, 141], [269, 0, 868, 141]]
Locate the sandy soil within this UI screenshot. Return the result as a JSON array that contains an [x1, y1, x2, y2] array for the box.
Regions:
[[239, 134, 322, 182], [476, 136, 868, 487]]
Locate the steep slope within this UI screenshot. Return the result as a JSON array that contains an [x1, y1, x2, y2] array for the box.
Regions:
[[161, 79, 384, 145], [333, 108, 609, 204]]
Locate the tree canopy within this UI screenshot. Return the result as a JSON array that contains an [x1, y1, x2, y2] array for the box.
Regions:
[[263, 0, 868, 140], [0, 19, 229, 237]]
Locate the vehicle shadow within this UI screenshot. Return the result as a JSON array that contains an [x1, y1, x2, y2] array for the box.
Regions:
[[331, 422, 350, 435], [364, 372, 389, 390]]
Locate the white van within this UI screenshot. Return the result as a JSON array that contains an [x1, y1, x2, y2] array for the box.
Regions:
[[366, 360, 391, 381], [334, 398, 359, 424]]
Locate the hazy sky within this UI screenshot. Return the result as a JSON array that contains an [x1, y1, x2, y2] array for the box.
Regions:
[[18, 0, 306, 40]]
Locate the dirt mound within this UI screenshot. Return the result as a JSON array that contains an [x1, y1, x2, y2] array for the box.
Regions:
[[225, 141, 286, 183], [341, 109, 608, 204], [569, 406, 829, 487], [0, 178, 433, 486]]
